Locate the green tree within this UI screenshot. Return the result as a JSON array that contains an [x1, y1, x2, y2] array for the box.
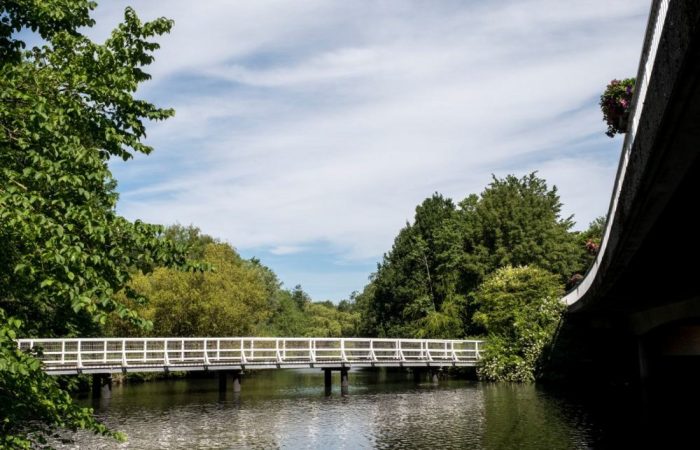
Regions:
[[473, 266, 564, 382], [459, 173, 582, 288], [367, 194, 459, 337], [358, 174, 581, 339], [164, 224, 217, 260], [108, 243, 270, 337], [1, 1, 184, 446], [573, 216, 606, 277]]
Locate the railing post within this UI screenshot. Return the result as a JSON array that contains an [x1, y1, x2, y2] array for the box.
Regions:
[[240, 339, 247, 364], [451, 341, 457, 361], [164, 340, 170, 366], [143, 340, 147, 363], [309, 339, 316, 363], [103, 341, 107, 364], [216, 339, 220, 362], [340, 339, 347, 362], [276, 339, 282, 363], [203, 339, 210, 365], [61, 340, 65, 365], [398, 340, 405, 361], [121, 339, 127, 367], [77, 340, 83, 369], [369, 340, 376, 361]]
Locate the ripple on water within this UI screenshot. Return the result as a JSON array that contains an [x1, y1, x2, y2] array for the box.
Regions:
[[58, 371, 606, 449]]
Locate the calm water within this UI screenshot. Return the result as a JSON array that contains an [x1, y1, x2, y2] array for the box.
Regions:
[[62, 369, 683, 449]]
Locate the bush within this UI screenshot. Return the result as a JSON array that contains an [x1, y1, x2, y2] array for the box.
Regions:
[[600, 78, 635, 137], [473, 266, 564, 382]]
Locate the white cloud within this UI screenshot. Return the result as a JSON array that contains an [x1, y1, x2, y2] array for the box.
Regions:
[[98, 0, 648, 298], [269, 246, 307, 256]]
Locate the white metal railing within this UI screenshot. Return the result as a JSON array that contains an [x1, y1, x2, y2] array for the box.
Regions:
[[17, 337, 483, 374]]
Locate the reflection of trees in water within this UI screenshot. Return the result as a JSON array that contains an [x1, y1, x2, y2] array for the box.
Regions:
[[481, 384, 592, 450]]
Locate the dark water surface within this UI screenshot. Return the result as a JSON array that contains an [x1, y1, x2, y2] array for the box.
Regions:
[[62, 369, 675, 449]]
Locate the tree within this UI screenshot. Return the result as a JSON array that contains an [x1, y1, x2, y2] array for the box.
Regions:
[[472, 266, 564, 382], [459, 173, 582, 288], [108, 243, 271, 337], [366, 194, 459, 337], [1, 2, 184, 446], [358, 174, 582, 339]]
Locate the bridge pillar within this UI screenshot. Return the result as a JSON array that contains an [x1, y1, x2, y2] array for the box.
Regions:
[[324, 369, 332, 396], [430, 368, 439, 384], [232, 370, 242, 393], [340, 368, 349, 396], [91, 374, 112, 399]]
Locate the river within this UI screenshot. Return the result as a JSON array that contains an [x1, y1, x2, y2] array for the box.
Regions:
[[62, 368, 686, 449]]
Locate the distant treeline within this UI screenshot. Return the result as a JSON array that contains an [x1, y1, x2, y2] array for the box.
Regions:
[[106, 224, 360, 339]]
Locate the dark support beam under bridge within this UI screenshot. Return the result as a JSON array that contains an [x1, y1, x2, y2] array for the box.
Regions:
[[323, 368, 350, 396]]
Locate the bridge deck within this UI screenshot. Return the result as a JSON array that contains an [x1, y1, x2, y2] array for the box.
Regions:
[[17, 337, 483, 375]]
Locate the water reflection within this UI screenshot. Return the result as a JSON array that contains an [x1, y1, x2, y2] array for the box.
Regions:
[[62, 369, 642, 449]]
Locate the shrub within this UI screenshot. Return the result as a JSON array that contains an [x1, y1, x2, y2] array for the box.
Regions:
[[473, 265, 564, 382]]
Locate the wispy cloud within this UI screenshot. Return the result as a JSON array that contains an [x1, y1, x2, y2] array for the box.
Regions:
[[96, 0, 648, 300]]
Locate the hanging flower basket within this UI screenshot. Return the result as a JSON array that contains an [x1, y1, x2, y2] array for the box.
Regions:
[[600, 78, 635, 138]]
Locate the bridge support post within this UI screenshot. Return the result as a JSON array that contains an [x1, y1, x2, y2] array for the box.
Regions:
[[232, 370, 242, 393], [92, 374, 112, 399], [340, 368, 349, 396], [324, 369, 332, 396], [430, 369, 439, 384]]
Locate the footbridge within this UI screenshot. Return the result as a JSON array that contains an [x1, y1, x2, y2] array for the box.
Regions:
[[18, 337, 482, 396], [553, 0, 700, 384]]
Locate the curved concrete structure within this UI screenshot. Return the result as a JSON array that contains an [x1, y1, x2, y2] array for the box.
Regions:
[[551, 0, 700, 384], [564, 0, 700, 322]]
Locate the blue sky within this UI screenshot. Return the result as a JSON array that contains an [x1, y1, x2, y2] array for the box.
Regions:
[[88, 1, 649, 301]]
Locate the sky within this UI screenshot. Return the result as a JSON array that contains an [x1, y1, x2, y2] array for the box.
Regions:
[[87, 1, 650, 302]]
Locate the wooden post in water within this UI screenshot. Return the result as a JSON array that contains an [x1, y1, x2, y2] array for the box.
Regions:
[[324, 369, 332, 396], [218, 371, 227, 393]]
